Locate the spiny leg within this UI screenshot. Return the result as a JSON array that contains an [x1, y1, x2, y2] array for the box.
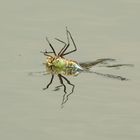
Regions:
[[54, 38, 67, 56], [43, 74, 54, 90], [62, 28, 77, 56], [46, 37, 56, 56], [61, 75, 75, 104], [58, 74, 67, 107], [40, 50, 54, 57], [59, 27, 70, 56]]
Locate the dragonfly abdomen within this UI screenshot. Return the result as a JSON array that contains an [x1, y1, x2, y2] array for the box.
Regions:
[[64, 60, 83, 76]]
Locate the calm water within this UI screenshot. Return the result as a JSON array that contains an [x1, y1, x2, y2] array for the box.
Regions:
[[0, 0, 140, 140]]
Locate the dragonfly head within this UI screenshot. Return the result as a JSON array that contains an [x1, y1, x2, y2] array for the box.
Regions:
[[45, 56, 65, 68], [44, 56, 54, 66]]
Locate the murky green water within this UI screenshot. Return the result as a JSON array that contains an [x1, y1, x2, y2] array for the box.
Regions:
[[0, 0, 140, 139]]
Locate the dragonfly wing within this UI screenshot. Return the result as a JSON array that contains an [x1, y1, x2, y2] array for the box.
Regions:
[[28, 71, 50, 76], [92, 71, 128, 81], [99, 64, 134, 68], [79, 58, 116, 69], [79, 58, 133, 81]]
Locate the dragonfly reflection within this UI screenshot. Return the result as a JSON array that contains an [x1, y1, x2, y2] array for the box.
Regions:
[[42, 28, 133, 107]]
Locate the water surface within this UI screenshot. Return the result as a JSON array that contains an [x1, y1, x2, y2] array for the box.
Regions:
[[0, 0, 140, 140]]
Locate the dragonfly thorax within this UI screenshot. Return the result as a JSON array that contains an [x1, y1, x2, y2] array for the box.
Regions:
[[45, 56, 83, 76]]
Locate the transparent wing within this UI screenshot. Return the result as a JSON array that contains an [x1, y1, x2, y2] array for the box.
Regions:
[[98, 64, 134, 68], [79, 58, 134, 81], [28, 71, 50, 76], [79, 58, 116, 69], [79, 58, 134, 69], [91, 71, 128, 81]]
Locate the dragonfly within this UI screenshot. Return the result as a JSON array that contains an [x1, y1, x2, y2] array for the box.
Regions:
[[41, 27, 133, 107]]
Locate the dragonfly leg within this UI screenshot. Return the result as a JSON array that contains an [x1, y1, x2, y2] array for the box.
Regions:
[[58, 27, 70, 56], [53, 85, 63, 91], [62, 27, 77, 56], [60, 27, 77, 56], [58, 74, 67, 107], [61, 75, 75, 105], [54, 38, 67, 56], [43, 74, 54, 90], [40, 50, 54, 57], [45, 36, 56, 55]]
